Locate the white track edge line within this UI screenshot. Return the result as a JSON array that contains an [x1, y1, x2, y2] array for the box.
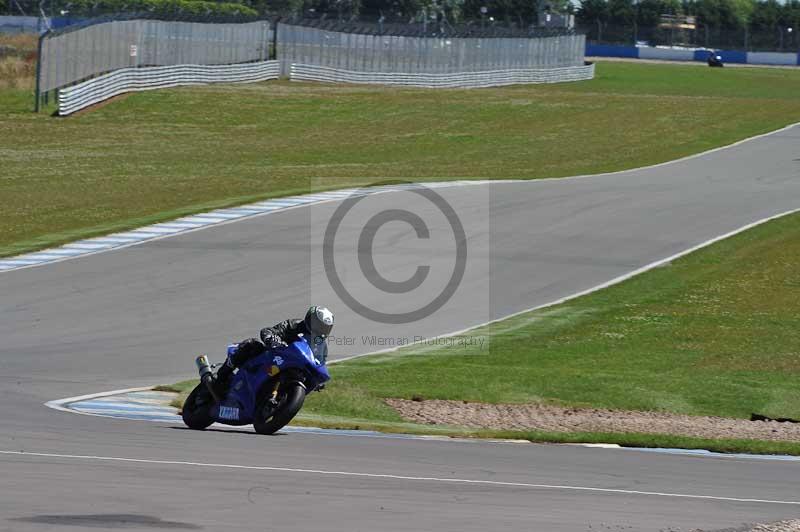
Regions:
[[0, 450, 798, 505], [332, 206, 800, 363], [3, 121, 798, 275], [44, 387, 155, 414]]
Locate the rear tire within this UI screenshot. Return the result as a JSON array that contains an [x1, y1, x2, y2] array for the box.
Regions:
[[253, 383, 306, 435], [182, 384, 215, 430]]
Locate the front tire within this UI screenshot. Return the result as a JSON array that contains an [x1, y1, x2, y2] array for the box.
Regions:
[[253, 383, 306, 435], [181, 383, 215, 430]]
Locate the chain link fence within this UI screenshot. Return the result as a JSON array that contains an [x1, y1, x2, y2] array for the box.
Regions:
[[276, 23, 585, 76], [281, 16, 579, 39], [38, 19, 271, 94], [36, 16, 589, 112]]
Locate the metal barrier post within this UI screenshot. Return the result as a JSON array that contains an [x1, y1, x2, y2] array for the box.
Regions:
[[34, 29, 49, 112]]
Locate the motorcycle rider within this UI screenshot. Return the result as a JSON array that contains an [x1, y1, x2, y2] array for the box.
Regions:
[[213, 306, 335, 396]]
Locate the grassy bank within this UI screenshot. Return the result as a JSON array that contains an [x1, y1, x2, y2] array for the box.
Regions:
[[3, 61, 800, 257], [0, 34, 36, 90], [165, 210, 800, 454]]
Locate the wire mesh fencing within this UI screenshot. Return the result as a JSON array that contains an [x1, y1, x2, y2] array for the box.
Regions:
[[276, 23, 585, 75], [38, 19, 271, 94], [36, 16, 590, 112]]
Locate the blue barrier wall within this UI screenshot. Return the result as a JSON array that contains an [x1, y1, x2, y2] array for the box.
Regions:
[[587, 42, 798, 67], [0, 16, 86, 33], [586, 43, 639, 58], [0, 15, 43, 33], [719, 50, 748, 64]]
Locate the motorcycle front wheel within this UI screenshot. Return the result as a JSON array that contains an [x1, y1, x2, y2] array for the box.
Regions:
[[181, 383, 215, 430], [253, 382, 306, 435]]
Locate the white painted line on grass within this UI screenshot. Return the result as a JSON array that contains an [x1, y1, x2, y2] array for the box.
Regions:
[[178, 216, 224, 223], [17, 253, 70, 261], [121, 231, 164, 238], [190, 212, 243, 220], [152, 223, 204, 229], [36, 248, 97, 255], [0, 258, 45, 265], [128, 226, 183, 234], [1, 449, 798, 505], [218, 209, 266, 215], [62, 242, 114, 250], [87, 238, 134, 244]]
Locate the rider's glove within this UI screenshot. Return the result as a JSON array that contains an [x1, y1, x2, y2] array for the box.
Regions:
[[261, 331, 287, 350], [269, 338, 287, 349]]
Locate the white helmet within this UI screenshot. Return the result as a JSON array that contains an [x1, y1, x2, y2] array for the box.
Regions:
[[304, 306, 334, 339]]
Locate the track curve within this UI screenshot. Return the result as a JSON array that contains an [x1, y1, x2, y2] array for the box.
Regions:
[[1, 124, 799, 531]]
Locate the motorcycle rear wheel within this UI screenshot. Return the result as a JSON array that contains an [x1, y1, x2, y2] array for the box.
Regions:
[[181, 383, 215, 430], [253, 383, 306, 435]]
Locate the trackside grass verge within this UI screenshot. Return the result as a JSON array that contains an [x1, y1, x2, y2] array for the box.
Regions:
[[3, 62, 800, 257], [162, 211, 800, 455], [0, 34, 36, 90]]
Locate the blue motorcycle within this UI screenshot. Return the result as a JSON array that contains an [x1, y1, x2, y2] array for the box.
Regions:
[[707, 50, 724, 67], [181, 336, 330, 435]]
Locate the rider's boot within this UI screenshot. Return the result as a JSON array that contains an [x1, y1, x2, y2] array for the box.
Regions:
[[212, 360, 235, 398]]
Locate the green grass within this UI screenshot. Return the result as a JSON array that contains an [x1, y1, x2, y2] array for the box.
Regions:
[[164, 210, 800, 454], [3, 61, 800, 257]]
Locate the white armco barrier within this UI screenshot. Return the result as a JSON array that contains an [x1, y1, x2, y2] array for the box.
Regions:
[[58, 61, 280, 116], [746, 52, 797, 66], [637, 47, 696, 62], [289, 63, 595, 89]]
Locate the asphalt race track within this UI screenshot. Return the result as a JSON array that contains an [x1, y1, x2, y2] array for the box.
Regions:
[[1, 125, 799, 531]]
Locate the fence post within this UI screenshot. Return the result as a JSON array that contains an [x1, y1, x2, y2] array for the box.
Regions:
[[258, 21, 264, 61], [34, 29, 49, 112], [267, 17, 281, 60], [271, 19, 279, 61]]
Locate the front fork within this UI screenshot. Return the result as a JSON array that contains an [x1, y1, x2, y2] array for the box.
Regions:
[[264, 369, 305, 410], [268, 379, 281, 406]]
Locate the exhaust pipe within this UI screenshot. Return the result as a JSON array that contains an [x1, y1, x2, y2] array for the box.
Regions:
[[195, 355, 221, 402]]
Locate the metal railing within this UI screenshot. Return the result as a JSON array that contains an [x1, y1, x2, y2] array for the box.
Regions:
[[290, 63, 595, 88], [58, 61, 280, 115]]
